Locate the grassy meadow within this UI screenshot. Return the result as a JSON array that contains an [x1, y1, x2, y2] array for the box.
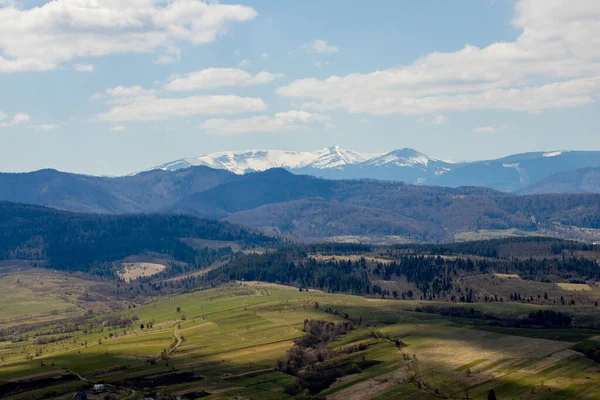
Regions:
[[3, 279, 600, 399]]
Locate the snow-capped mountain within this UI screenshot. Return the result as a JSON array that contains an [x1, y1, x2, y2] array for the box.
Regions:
[[152, 146, 380, 175], [147, 147, 600, 192]]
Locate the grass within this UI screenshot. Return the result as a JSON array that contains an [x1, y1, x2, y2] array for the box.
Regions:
[[117, 262, 166, 283], [557, 283, 593, 291], [3, 281, 600, 399]]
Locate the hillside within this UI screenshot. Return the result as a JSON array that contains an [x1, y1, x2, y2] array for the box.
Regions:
[[4, 238, 600, 399], [170, 169, 599, 241], [1, 168, 599, 242], [0, 202, 275, 273], [518, 167, 600, 195], [0, 167, 235, 213]]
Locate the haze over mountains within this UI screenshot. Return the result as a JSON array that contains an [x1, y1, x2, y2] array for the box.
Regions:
[[1, 145, 599, 243], [150, 146, 600, 192], [1, 166, 599, 242]]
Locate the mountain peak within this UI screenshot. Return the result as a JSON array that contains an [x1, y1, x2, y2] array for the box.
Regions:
[[389, 148, 425, 157], [148, 146, 380, 175]]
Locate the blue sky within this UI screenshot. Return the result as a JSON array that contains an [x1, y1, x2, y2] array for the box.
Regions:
[[0, 0, 598, 175]]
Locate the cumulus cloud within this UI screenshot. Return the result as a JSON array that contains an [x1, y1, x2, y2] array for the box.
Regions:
[[74, 64, 94, 73], [0, 1, 257, 72], [95, 84, 266, 122], [238, 59, 250, 68], [473, 125, 508, 133], [302, 40, 339, 55], [0, 112, 30, 127], [165, 68, 284, 91], [278, 0, 600, 115], [28, 124, 59, 131], [110, 125, 127, 131], [200, 110, 330, 135]]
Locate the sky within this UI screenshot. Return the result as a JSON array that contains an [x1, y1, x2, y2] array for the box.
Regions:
[[0, 0, 599, 175]]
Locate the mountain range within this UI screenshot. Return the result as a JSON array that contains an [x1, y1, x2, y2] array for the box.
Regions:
[[1, 167, 599, 242], [518, 168, 600, 195], [149, 146, 600, 192]]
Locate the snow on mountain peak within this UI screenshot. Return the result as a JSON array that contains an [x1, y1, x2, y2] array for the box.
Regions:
[[365, 148, 440, 169], [308, 146, 380, 169], [151, 146, 379, 174], [543, 151, 563, 157]]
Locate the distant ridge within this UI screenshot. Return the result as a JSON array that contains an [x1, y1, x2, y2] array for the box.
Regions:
[[146, 147, 600, 192], [518, 167, 600, 194], [0, 167, 599, 242], [151, 146, 380, 174]]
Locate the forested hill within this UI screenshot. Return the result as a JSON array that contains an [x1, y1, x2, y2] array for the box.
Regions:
[[0, 202, 276, 273], [1, 167, 599, 242]]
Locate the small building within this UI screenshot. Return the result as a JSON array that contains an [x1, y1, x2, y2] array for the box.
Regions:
[[93, 384, 106, 393]]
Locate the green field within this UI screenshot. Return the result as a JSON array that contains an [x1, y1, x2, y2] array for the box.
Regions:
[[3, 280, 600, 399]]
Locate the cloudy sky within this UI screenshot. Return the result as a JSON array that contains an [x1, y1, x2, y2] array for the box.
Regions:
[[0, 0, 598, 175]]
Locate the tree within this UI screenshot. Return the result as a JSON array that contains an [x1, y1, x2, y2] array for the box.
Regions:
[[488, 389, 497, 400]]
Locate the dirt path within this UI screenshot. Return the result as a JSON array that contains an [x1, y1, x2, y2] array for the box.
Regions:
[[168, 321, 184, 356], [165, 261, 226, 283]]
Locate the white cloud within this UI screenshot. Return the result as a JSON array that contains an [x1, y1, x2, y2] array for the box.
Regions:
[[165, 68, 284, 91], [431, 115, 448, 125], [201, 110, 330, 135], [261, 53, 270, 59], [153, 47, 182, 65], [110, 125, 127, 131], [96, 85, 266, 122], [238, 59, 250, 68], [359, 118, 370, 124], [0, 1, 257, 72], [472, 125, 508, 133], [74, 64, 94, 73], [0, 112, 30, 127], [278, 0, 600, 116], [90, 85, 157, 106], [28, 123, 59, 131], [90, 93, 105, 101], [302, 39, 339, 55]]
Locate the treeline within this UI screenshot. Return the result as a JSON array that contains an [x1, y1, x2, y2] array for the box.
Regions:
[[0, 202, 276, 274], [278, 319, 356, 395], [207, 241, 600, 301], [391, 237, 594, 259], [574, 341, 600, 364], [207, 251, 372, 294], [415, 306, 573, 328]]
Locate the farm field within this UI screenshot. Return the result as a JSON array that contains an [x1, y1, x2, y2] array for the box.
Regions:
[[118, 262, 167, 283], [3, 282, 600, 399]]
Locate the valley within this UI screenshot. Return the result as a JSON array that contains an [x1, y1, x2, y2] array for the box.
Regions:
[[2, 234, 600, 399], [2, 0, 599, 399]]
